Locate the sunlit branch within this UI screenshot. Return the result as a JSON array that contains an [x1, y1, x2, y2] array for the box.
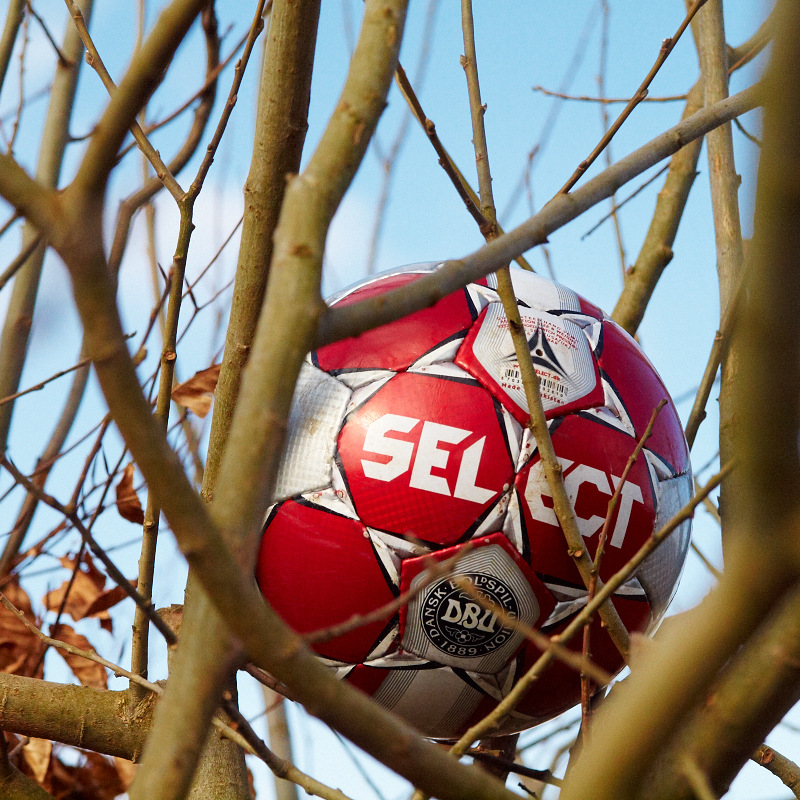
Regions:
[[320, 84, 760, 350]]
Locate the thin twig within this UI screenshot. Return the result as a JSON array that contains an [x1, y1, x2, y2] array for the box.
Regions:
[[63, 0, 184, 200], [684, 272, 744, 449], [559, 0, 710, 194], [116, 25, 248, 161], [751, 745, 800, 798], [468, 750, 563, 787], [26, 0, 72, 66], [681, 756, 718, 800], [597, 0, 627, 280], [581, 164, 669, 240], [0, 232, 42, 293], [0, 455, 176, 645], [690, 541, 722, 580], [393, 61, 534, 272], [581, 399, 666, 721], [366, 0, 439, 274], [532, 86, 686, 104]]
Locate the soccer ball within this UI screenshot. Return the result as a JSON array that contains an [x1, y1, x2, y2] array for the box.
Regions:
[[256, 264, 691, 739]]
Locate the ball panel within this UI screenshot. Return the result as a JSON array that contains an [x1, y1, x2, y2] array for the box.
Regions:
[[346, 663, 486, 740], [513, 595, 651, 722], [635, 466, 693, 622], [337, 372, 515, 546], [257, 500, 397, 663], [578, 296, 606, 320], [315, 273, 480, 373], [455, 304, 604, 423], [598, 320, 690, 474], [273, 363, 351, 501], [507, 269, 581, 314], [513, 413, 657, 585], [398, 533, 556, 674]]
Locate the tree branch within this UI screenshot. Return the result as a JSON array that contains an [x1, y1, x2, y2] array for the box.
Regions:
[[68, 0, 206, 200], [319, 84, 760, 348], [690, 0, 744, 545], [559, 2, 800, 795]]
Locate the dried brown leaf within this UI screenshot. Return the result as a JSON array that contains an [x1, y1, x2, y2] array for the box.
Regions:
[[59, 553, 106, 590], [84, 580, 137, 618], [81, 752, 127, 799], [0, 579, 45, 678], [49, 623, 108, 688], [43, 570, 105, 622], [171, 362, 221, 417], [43, 751, 126, 799], [22, 738, 52, 784], [115, 462, 145, 524]]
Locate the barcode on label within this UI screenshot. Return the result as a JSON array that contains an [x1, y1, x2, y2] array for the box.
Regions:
[[539, 376, 568, 399]]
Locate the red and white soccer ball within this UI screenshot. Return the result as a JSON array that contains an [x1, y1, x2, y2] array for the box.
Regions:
[[257, 264, 692, 739]]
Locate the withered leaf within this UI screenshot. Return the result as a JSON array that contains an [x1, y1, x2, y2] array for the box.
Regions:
[[22, 738, 52, 784], [0, 579, 45, 678], [84, 580, 137, 618], [49, 623, 108, 688], [59, 553, 105, 592], [116, 462, 145, 524], [44, 569, 105, 622], [45, 557, 135, 634], [45, 751, 126, 800], [171, 362, 221, 417]]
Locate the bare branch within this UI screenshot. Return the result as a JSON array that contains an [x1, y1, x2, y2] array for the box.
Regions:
[[0, 0, 25, 98], [559, 0, 709, 193], [68, 0, 205, 200], [320, 84, 760, 348]]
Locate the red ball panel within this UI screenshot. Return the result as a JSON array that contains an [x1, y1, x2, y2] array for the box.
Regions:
[[512, 595, 651, 722], [256, 500, 396, 663], [578, 296, 606, 320], [515, 413, 657, 585], [314, 274, 478, 373], [599, 320, 689, 474], [338, 372, 514, 546]]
